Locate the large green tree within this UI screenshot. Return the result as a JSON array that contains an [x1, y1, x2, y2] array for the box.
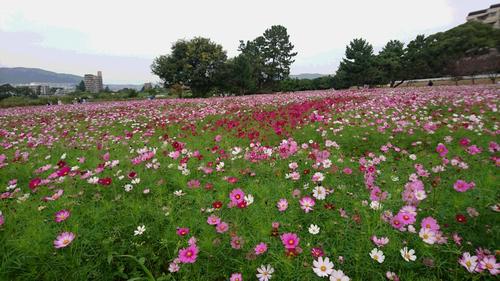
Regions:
[[240, 25, 297, 90], [337, 38, 378, 88], [151, 37, 227, 97], [376, 40, 405, 87]]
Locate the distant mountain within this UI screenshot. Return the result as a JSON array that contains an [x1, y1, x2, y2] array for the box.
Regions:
[[0, 67, 83, 84], [289, 73, 328, 80]]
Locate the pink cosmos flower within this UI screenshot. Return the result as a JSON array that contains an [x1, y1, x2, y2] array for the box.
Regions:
[[391, 215, 404, 230], [0, 212, 4, 227], [54, 209, 70, 223], [421, 216, 440, 231], [168, 261, 180, 272], [343, 167, 352, 174], [187, 179, 200, 188], [229, 188, 245, 204], [176, 227, 190, 236], [299, 196, 315, 213], [178, 244, 199, 264], [216, 222, 229, 233], [230, 273, 243, 281], [453, 180, 475, 192], [479, 255, 499, 275], [230, 236, 244, 249], [280, 233, 299, 249], [276, 198, 288, 212], [466, 145, 482, 155], [54, 232, 75, 249], [398, 211, 416, 225], [207, 215, 221, 225], [254, 242, 268, 255], [371, 236, 389, 247], [436, 143, 448, 157]]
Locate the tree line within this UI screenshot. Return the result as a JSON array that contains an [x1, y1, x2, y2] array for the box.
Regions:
[[152, 21, 499, 97]]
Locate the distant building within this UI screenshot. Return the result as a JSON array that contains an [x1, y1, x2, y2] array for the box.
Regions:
[[28, 84, 51, 95], [84, 71, 103, 93], [467, 4, 500, 29], [143, 82, 153, 90]]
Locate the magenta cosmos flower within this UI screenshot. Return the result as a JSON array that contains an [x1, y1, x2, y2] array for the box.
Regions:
[[229, 188, 245, 204], [54, 232, 75, 249], [176, 227, 190, 236], [54, 209, 71, 223], [453, 180, 475, 193], [281, 233, 299, 249], [230, 273, 243, 281], [254, 242, 268, 255], [299, 196, 315, 213], [436, 143, 448, 157], [178, 244, 199, 264]]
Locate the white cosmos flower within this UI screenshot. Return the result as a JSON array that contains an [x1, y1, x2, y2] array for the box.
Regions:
[[419, 228, 437, 244], [308, 224, 320, 235], [312, 256, 334, 277], [370, 201, 382, 210], [124, 184, 133, 192], [400, 247, 417, 262], [134, 225, 146, 236], [131, 178, 141, 185], [369, 248, 385, 263], [256, 264, 274, 281], [87, 177, 99, 184], [173, 190, 185, 197], [414, 190, 427, 201], [329, 269, 350, 281], [313, 186, 327, 200], [244, 194, 254, 205]]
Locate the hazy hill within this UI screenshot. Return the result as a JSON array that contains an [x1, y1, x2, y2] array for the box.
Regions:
[[0, 67, 83, 84], [289, 73, 327, 80]]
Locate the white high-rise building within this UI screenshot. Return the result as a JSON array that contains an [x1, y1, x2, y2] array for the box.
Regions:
[[83, 71, 103, 93]]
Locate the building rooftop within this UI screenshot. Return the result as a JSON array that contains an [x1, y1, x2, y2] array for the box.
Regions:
[[468, 3, 500, 16]]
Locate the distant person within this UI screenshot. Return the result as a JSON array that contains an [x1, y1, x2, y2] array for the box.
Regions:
[[57, 99, 62, 105], [428, 80, 433, 86]]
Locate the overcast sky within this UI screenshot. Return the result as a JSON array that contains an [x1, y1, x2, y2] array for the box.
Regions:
[[0, 0, 497, 84]]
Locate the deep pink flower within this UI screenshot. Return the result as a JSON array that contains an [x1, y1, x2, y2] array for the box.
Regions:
[[29, 178, 42, 191], [53, 232, 75, 249], [280, 232, 299, 249], [176, 227, 190, 236], [254, 242, 267, 255], [229, 188, 245, 204], [453, 180, 474, 192], [178, 244, 199, 264], [311, 247, 324, 258], [54, 209, 70, 223], [436, 143, 448, 157]]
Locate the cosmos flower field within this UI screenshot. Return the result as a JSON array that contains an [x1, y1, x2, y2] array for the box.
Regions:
[[0, 86, 498, 281]]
